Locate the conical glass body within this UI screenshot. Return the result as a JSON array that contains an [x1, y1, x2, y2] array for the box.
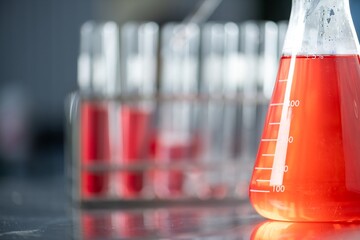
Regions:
[[249, 0, 360, 222]]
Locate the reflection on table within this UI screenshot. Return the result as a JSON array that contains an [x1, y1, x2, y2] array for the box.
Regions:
[[251, 220, 360, 240], [74, 205, 259, 240], [74, 205, 360, 240]]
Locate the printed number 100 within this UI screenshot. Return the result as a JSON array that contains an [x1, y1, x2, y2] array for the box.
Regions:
[[273, 185, 285, 192]]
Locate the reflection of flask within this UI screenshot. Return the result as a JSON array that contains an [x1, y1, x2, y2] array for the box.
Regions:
[[249, 0, 360, 221], [251, 221, 360, 240]]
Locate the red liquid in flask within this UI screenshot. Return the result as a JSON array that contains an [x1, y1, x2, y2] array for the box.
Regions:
[[249, 55, 360, 222], [80, 102, 110, 197], [119, 106, 152, 197]]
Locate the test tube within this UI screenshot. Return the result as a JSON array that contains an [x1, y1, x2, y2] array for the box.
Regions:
[[77, 21, 120, 198], [222, 23, 247, 198], [200, 22, 240, 198], [257, 21, 279, 99], [255, 21, 279, 155], [237, 21, 258, 168], [155, 23, 200, 198], [237, 21, 278, 197], [119, 22, 158, 198]]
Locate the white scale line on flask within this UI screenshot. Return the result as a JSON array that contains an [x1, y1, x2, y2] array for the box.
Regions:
[[256, 179, 271, 182], [262, 153, 275, 157], [269, 122, 281, 125], [250, 172, 272, 192], [269, 103, 284, 107], [249, 189, 271, 193], [255, 167, 273, 170], [261, 138, 278, 142]]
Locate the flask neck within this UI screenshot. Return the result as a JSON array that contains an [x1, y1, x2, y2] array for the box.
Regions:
[[282, 0, 360, 55]]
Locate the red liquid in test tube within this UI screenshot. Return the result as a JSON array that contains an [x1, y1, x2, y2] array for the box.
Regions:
[[153, 133, 201, 197], [119, 106, 152, 197], [80, 101, 110, 197]]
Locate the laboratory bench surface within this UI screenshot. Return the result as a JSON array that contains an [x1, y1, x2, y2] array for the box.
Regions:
[[1, 176, 360, 239]]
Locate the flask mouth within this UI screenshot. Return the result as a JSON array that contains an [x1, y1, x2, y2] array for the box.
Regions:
[[283, 0, 359, 55]]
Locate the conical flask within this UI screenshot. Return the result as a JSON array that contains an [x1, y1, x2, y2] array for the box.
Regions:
[[249, 0, 360, 222]]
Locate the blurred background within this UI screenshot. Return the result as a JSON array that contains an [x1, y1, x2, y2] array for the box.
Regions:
[[2, 1, 360, 238], [0, 0, 359, 178]]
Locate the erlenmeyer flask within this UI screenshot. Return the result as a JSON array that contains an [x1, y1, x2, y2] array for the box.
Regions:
[[249, 0, 360, 222]]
